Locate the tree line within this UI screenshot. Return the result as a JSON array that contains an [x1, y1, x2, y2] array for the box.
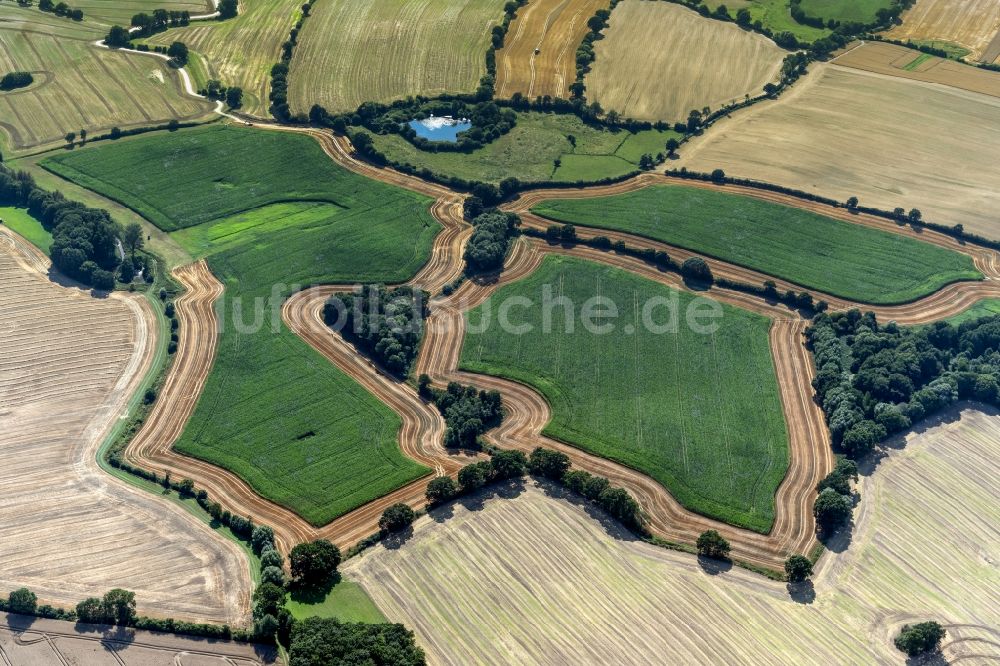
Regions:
[[0, 165, 123, 289], [37, 0, 82, 21]]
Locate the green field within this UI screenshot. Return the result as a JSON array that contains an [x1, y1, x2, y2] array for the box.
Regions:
[[50, 124, 440, 525], [910, 40, 972, 60], [174, 191, 438, 525], [0, 5, 212, 154], [368, 112, 680, 185], [748, 0, 830, 42], [938, 299, 1000, 326], [532, 184, 981, 304], [797, 0, 892, 24], [902, 52, 934, 70], [287, 580, 387, 623], [42, 125, 409, 231], [73, 0, 213, 26], [0, 207, 53, 254], [288, 0, 506, 114], [461, 255, 788, 532]]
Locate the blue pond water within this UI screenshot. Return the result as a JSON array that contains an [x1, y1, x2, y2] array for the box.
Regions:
[[408, 117, 472, 143]]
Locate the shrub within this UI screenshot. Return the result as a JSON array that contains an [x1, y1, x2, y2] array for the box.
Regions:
[[0, 71, 33, 90]]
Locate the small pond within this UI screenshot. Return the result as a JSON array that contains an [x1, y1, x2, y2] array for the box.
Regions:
[[407, 116, 472, 143]]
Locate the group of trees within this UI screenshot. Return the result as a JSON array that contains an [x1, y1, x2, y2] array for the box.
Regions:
[[422, 445, 644, 532], [0, 165, 125, 289], [323, 285, 426, 378], [201, 79, 244, 109], [38, 0, 83, 20], [812, 457, 859, 535], [288, 617, 425, 666], [0, 71, 33, 91], [76, 589, 137, 625], [268, 0, 313, 119], [419, 378, 503, 449], [809, 309, 1000, 459], [464, 211, 519, 274], [217, 0, 238, 18], [895, 621, 946, 657], [129, 9, 190, 37]]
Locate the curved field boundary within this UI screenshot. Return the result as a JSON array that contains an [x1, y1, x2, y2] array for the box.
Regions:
[[115, 118, 1000, 570]]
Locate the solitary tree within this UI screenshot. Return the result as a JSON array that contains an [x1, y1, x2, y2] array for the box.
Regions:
[[166, 41, 188, 65], [289, 539, 341, 587], [102, 589, 136, 625], [814, 488, 852, 533], [696, 530, 731, 559], [123, 222, 144, 258], [65, 131, 76, 145], [7, 588, 37, 615], [894, 622, 946, 657], [665, 138, 680, 156], [845, 196, 858, 210], [225, 86, 243, 109], [907, 208, 922, 224], [458, 461, 489, 492], [76, 597, 106, 623], [379, 503, 416, 533], [784, 555, 813, 582], [680, 257, 713, 284]]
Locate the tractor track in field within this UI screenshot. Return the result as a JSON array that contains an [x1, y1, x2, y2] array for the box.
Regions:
[[118, 125, 1000, 571]]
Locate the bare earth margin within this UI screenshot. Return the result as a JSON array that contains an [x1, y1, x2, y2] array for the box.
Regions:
[[0, 227, 252, 625]]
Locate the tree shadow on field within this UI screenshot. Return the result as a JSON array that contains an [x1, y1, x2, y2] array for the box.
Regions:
[[382, 526, 415, 550], [427, 502, 455, 524], [818, 516, 855, 555], [696, 555, 733, 575], [536, 479, 640, 543], [786, 580, 816, 605], [5, 613, 37, 633], [289, 573, 341, 605], [456, 477, 526, 514], [906, 650, 948, 666]]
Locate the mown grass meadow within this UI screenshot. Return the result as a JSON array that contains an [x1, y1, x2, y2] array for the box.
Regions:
[[1, 207, 53, 254], [461, 255, 789, 532], [533, 184, 981, 304], [367, 112, 680, 185]]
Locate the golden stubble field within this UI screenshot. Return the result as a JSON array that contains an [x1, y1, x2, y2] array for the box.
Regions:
[[676, 63, 1000, 239], [495, 0, 610, 100], [0, 228, 251, 624], [344, 406, 1000, 665], [833, 41, 1000, 98], [0, 6, 212, 154], [287, 0, 507, 114], [584, 0, 784, 122], [885, 0, 1000, 63]]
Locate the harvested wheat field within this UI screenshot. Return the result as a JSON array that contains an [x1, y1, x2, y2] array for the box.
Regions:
[[834, 41, 1000, 98], [495, 0, 610, 99], [288, 0, 507, 114], [344, 406, 1000, 665], [0, 6, 212, 153], [885, 0, 1000, 63], [0, 227, 251, 624], [677, 64, 1000, 239], [584, 0, 784, 121], [146, 0, 303, 116]]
